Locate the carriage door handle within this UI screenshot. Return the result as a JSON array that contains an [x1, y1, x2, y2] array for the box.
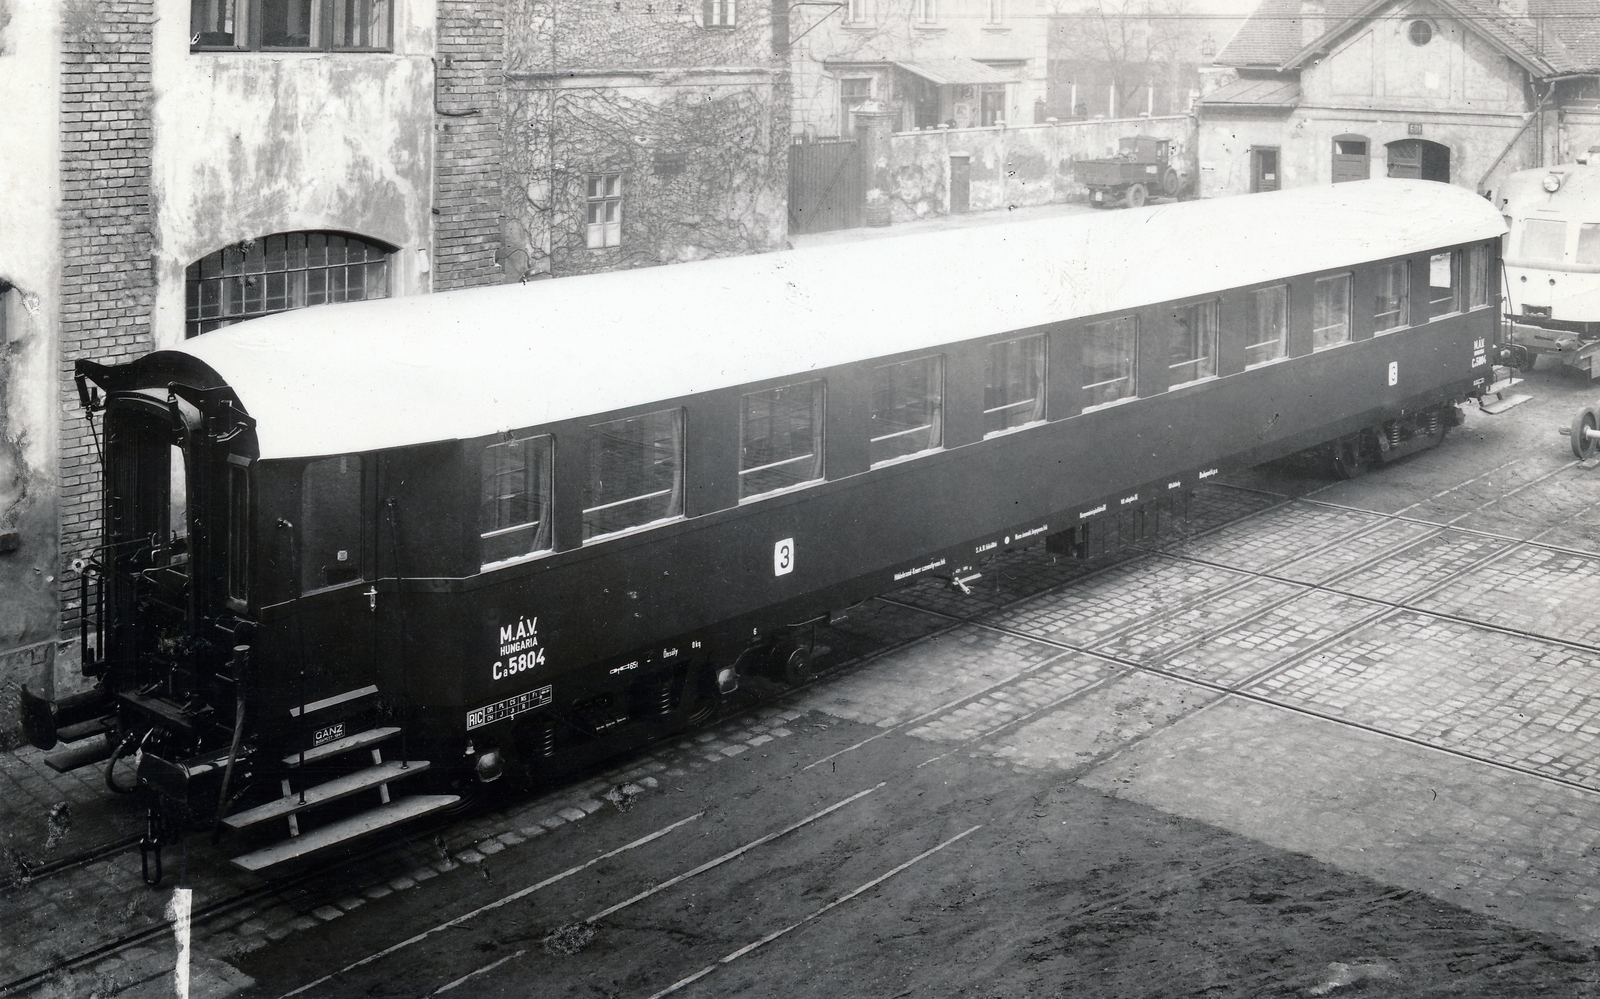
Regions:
[[364, 586, 378, 611]]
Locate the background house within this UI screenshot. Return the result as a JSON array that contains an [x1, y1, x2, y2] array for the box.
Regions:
[[787, 0, 1050, 138], [1196, 0, 1600, 198]]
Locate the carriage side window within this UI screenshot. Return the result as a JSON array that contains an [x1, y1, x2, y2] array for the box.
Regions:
[[1313, 274, 1352, 350], [870, 356, 944, 465], [1168, 301, 1217, 386], [227, 463, 249, 604], [481, 434, 554, 566], [1082, 316, 1137, 408], [1517, 219, 1566, 263], [1429, 250, 1463, 319], [584, 409, 684, 541], [1244, 285, 1288, 367], [301, 454, 363, 591], [1468, 245, 1493, 309], [1374, 260, 1409, 332], [984, 335, 1046, 435], [741, 381, 825, 499], [1578, 224, 1600, 266]]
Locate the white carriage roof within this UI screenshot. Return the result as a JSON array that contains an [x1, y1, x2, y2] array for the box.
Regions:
[[168, 179, 1505, 460]]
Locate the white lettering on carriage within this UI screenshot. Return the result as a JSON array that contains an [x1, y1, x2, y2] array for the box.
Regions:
[[1079, 504, 1107, 519], [493, 615, 546, 680]]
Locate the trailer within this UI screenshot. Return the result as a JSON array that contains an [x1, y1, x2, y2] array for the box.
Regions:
[[1075, 136, 1192, 209]]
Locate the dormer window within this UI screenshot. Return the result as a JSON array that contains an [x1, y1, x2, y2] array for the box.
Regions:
[[1407, 19, 1433, 46]]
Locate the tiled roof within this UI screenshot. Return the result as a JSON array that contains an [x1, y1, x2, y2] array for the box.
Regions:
[[1216, 0, 1600, 74], [1197, 76, 1303, 108]]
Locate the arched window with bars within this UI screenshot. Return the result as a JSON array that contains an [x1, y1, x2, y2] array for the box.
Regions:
[[184, 231, 393, 338]]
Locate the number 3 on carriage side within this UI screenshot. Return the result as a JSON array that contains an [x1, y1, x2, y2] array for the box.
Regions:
[[774, 538, 794, 577]]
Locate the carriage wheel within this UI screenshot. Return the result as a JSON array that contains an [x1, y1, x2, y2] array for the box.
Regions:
[[1572, 406, 1599, 460], [1331, 437, 1367, 479], [1161, 168, 1181, 197], [1126, 184, 1148, 209]]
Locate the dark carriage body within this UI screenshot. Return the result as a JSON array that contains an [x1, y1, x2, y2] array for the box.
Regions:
[[29, 180, 1519, 876]]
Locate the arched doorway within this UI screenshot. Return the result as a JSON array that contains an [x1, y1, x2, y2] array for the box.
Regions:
[[1331, 134, 1370, 183], [184, 230, 393, 338], [1385, 139, 1450, 182]]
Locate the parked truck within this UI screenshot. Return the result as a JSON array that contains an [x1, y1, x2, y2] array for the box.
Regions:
[[1075, 136, 1192, 208]]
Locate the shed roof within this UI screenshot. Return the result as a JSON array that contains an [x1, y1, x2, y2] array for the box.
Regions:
[[1197, 76, 1302, 111], [893, 58, 1019, 85], [165, 180, 1506, 460]]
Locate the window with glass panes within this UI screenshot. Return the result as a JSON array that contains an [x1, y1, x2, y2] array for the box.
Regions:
[[702, 0, 735, 25], [481, 435, 554, 566], [1374, 260, 1409, 332], [741, 381, 825, 499], [1517, 219, 1566, 263], [1244, 285, 1288, 366], [1429, 250, 1463, 318], [1313, 273, 1352, 350], [869, 356, 943, 465], [185, 232, 390, 338], [1082, 316, 1137, 407], [190, 0, 392, 50], [586, 175, 622, 248], [301, 454, 363, 591], [584, 410, 684, 541], [1468, 244, 1493, 309], [984, 336, 1045, 435], [1579, 224, 1600, 266], [1168, 301, 1217, 385]]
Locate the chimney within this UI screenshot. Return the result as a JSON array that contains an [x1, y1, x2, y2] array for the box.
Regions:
[[1300, 0, 1326, 49]]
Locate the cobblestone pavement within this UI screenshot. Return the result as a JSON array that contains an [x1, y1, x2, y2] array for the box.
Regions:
[[5, 368, 1600, 995]]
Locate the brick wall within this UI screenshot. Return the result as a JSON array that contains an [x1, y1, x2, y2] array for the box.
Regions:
[[435, 1, 508, 290], [57, 0, 156, 632]]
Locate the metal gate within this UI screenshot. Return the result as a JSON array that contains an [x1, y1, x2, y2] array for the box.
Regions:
[[788, 138, 863, 235]]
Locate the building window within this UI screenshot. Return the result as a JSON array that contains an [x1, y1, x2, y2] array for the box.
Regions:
[[1082, 316, 1137, 408], [702, 0, 735, 26], [1517, 219, 1566, 263], [846, 0, 868, 21], [985, 0, 1003, 23], [984, 335, 1045, 435], [1313, 274, 1352, 350], [741, 381, 825, 499], [584, 409, 684, 541], [870, 356, 943, 465], [481, 434, 554, 567], [1374, 260, 1409, 332], [301, 454, 363, 592], [1429, 250, 1463, 318], [586, 174, 622, 249], [1407, 19, 1433, 46], [190, 0, 392, 51], [915, 0, 936, 23], [841, 78, 872, 133], [1244, 285, 1289, 367], [1468, 245, 1493, 309], [1168, 301, 1218, 386], [185, 231, 390, 338]]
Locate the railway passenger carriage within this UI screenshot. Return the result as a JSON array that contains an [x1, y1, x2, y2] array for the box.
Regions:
[[23, 180, 1522, 879]]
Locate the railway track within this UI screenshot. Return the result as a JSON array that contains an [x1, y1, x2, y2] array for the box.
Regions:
[[7, 453, 1597, 996]]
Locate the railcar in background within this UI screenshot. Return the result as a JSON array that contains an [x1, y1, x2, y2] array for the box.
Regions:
[[1501, 154, 1600, 378], [21, 180, 1524, 882]]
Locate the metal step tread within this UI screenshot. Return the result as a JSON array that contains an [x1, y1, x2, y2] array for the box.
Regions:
[[1481, 392, 1534, 414], [230, 794, 460, 872], [283, 726, 400, 767], [43, 736, 114, 773], [222, 759, 431, 829]]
